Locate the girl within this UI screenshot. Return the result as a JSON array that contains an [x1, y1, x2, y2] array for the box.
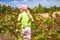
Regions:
[[18, 5, 34, 40]]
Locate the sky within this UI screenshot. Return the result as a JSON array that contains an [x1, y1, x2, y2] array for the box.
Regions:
[[0, 0, 60, 8]]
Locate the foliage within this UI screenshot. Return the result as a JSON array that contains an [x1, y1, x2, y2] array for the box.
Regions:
[[0, 4, 60, 40]]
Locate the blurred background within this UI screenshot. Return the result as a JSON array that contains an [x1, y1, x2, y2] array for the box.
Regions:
[[0, 0, 60, 40]]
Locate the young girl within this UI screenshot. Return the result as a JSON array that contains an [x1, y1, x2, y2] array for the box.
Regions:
[[18, 5, 34, 40]]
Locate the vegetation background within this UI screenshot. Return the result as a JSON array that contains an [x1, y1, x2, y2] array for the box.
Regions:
[[0, 4, 60, 40]]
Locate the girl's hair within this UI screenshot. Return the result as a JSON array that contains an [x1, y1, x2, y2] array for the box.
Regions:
[[20, 5, 27, 12]]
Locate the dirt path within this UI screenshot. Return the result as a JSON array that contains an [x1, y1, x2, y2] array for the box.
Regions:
[[0, 33, 17, 40]]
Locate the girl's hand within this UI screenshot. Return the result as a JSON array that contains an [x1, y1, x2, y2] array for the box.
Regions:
[[17, 18, 20, 21], [31, 19, 35, 23], [31, 19, 34, 22]]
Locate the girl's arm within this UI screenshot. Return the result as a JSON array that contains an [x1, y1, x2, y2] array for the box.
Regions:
[[18, 14, 21, 21], [27, 10, 34, 21]]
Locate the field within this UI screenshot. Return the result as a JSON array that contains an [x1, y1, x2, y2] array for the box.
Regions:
[[0, 5, 60, 40], [0, 12, 60, 40]]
